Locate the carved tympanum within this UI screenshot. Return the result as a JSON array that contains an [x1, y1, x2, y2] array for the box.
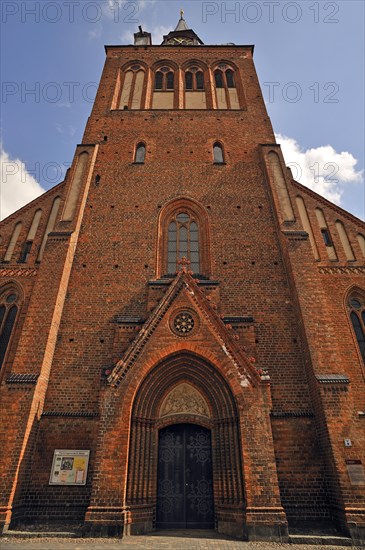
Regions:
[[159, 383, 210, 418]]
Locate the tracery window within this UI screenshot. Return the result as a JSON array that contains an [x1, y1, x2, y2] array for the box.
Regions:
[[167, 212, 200, 274], [0, 288, 20, 370], [214, 64, 240, 109], [347, 292, 365, 364], [158, 199, 211, 279]]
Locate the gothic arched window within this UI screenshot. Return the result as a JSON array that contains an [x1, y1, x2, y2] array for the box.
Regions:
[[0, 288, 20, 370], [167, 212, 200, 275], [185, 67, 204, 90], [158, 199, 211, 279], [134, 143, 146, 163], [184, 65, 207, 109], [214, 67, 236, 89], [154, 67, 175, 90], [214, 64, 240, 109], [347, 292, 365, 364], [213, 142, 224, 164], [152, 65, 177, 109]]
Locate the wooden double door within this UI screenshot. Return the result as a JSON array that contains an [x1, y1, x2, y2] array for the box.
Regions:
[[156, 423, 214, 529]]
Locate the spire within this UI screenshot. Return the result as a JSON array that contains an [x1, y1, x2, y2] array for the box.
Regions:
[[161, 10, 204, 45], [174, 9, 189, 32]]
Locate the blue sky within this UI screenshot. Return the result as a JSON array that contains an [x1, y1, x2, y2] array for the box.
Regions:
[[1, 0, 364, 220]]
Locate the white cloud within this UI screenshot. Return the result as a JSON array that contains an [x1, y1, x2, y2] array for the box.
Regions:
[[150, 24, 171, 45], [56, 101, 72, 109], [275, 133, 363, 205], [121, 29, 135, 44], [88, 22, 103, 40], [121, 22, 169, 45], [0, 146, 46, 221], [106, 0, 155, 20]]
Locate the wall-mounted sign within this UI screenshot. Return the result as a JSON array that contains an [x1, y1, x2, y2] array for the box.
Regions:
[[49, 450, 90, 485], [346, 460, 365, 486]]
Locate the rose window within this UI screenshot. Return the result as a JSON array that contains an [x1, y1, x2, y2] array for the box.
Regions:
[[173, 312, 195, 335]]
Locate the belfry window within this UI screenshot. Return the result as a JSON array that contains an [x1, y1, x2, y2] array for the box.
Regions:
[[214, 64, 240, 109], [214, 67, 235, 89], [155, 67, 175, 90], [184, 65, 207, 109], [167, 212, 200, 274], [0, 289, 20, 370], [185, 67, 204, 90], [134, 143, 146, 163], [152, 66, 177, 109], [348, 294, 365, 363]]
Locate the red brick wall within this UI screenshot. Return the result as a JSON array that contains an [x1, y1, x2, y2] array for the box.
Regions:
[[0, 42, 364, 538]]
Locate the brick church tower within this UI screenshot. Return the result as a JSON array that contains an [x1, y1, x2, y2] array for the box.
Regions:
[[0, 13, 364, 543]]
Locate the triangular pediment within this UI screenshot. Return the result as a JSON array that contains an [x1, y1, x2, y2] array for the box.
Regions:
[[109, 271, 261, 388]]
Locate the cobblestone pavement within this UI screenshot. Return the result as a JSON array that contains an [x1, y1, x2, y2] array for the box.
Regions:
[[1, 531, 363, 550]]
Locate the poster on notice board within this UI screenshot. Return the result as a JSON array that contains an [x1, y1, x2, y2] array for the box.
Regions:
[[49, 450, 90, 485]]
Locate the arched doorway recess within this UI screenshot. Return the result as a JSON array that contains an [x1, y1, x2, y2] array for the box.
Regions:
[[125, 352, 244, 536]]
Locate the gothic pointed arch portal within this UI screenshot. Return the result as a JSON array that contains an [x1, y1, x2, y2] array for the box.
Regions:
[[125, 352, 244, 535]]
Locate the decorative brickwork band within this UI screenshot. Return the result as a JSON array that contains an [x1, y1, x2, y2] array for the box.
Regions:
[[0, 268, 38, 278], [316, 374, 350, 384], [319, 266, 365, 275], [222, 316, 254, 324], [282, 230, 309, 241], [270, 411, 314, 418], [6, 374, 39, 384]]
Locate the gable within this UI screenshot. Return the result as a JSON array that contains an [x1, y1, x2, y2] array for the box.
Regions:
[[109, 271, 261, 389]]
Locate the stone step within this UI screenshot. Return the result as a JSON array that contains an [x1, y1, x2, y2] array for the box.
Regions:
[[4, 530, 80, 539], [289, 534, 354, 546]]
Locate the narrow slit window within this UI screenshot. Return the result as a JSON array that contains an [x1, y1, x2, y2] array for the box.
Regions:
[[213, 143, 224, 164], [135, 143, 146, 164], [321, 228, 333, 247]]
